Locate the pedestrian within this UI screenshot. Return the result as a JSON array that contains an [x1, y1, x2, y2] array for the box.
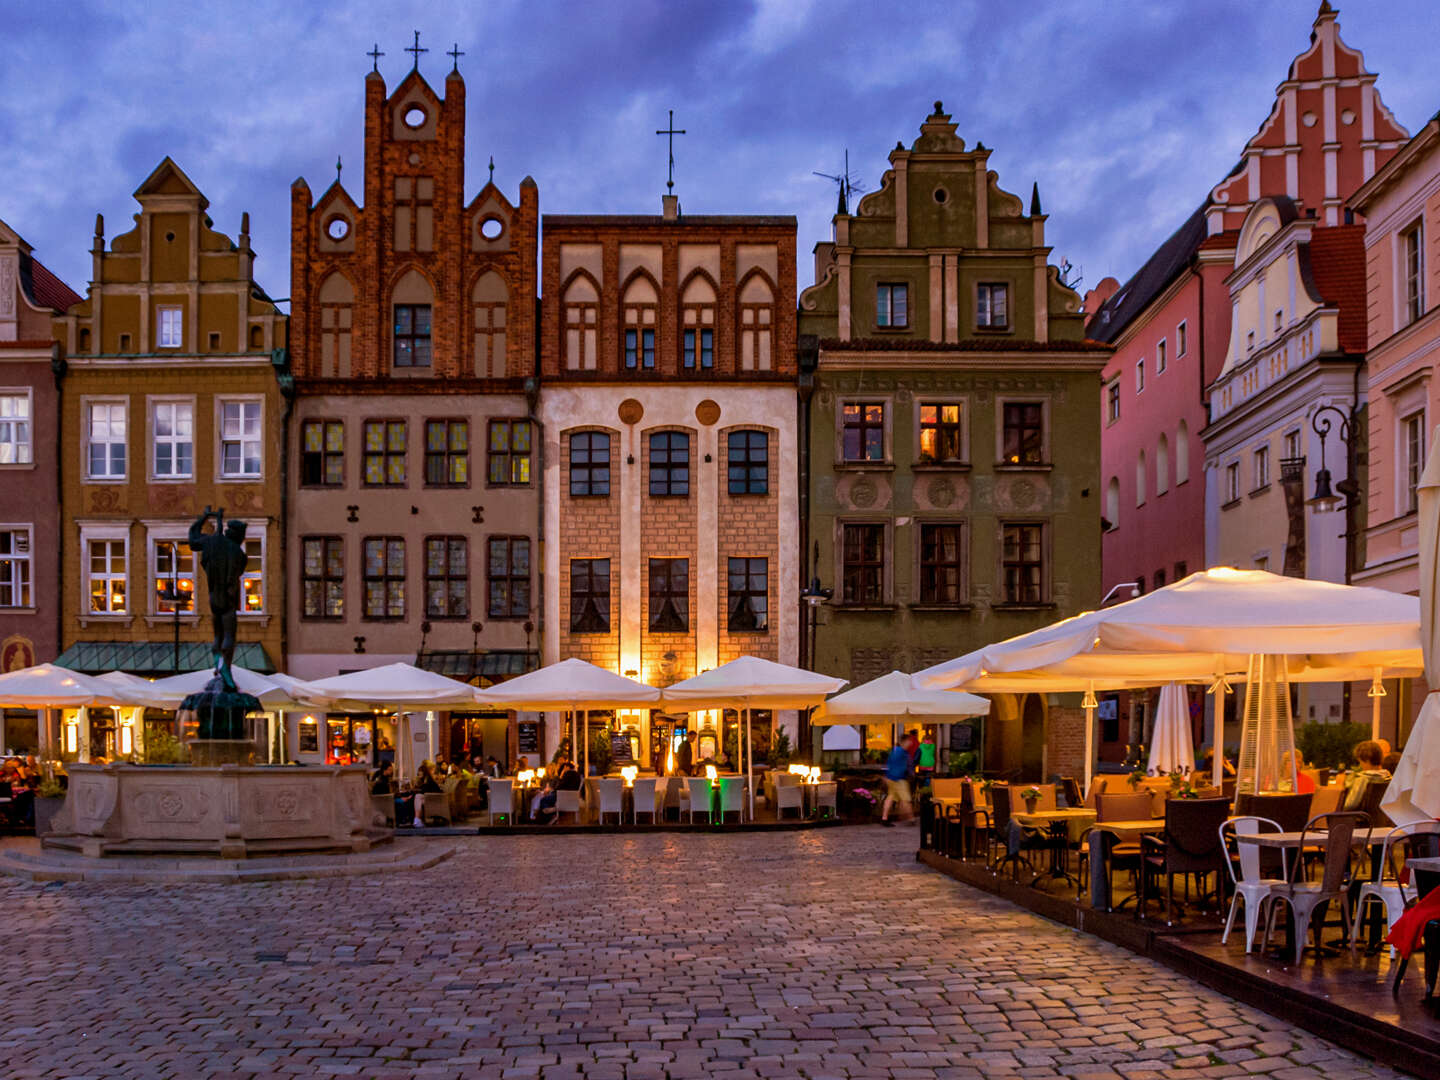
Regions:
[[916, 729, 937, 788], [880, 733, 916, 826], [677, 730, 696, 777]]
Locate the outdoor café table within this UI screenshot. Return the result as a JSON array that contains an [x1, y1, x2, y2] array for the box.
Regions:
[[1087, 819, 1166, 911], [1013, 808, 1096, 888]]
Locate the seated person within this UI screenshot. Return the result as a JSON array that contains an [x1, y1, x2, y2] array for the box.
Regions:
[[484, 756, 503, 778], [369, 762, 395, 796], [1383, 751, 1402, 774], [556, 758, 583, 791], [531, 780, 558, 824], [1343, 739, 1392, 811], [411, 761, 443, 827]]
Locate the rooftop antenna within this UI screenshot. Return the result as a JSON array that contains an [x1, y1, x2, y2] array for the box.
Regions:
[[1059, 257, 1083, 292], [813, 149, 866, 215]]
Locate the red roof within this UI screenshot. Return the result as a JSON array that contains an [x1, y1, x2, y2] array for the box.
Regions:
[[23, 253, 81, 312], [1304, 225, 1367, 354]]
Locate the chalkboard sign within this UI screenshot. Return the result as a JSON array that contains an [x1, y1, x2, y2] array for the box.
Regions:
[[298, 721, 319, 753], [611, 732, 634, 765], [517, 722, 539, 755], [949, 723, 975, 752]]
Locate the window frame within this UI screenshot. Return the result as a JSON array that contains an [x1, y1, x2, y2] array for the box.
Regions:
[[149, 396, 195, 482], [0, 524, 33, 609], [486, 535, 531, 621], [568, 431, 611, 497], [300, 419, 345, 487], [424, 535, 469, 620], [727, 430, 769, 495], [647, 557, 689, 633], [998, 521, 1047, 606], [569, 557, 611, 634], [83, 397, 128, 481], [726, 556, 769, 632], [840, 401, 887, 464], [916, 401, 966, 465], [240, 528, 266, 616], [1403, 409, 1426, 516], [361, 536, 406, 621], [1402, 219, 1425, 326], [1156, 337, 1167, 374], [156, 305, 184, 349], [1252, 444, 1270, 492], [976, 281, 1010, 330], [0, 388, 34, 468], [1135, 357, 1146, 394], [423, 418, 470, 488], [998, 398, 1047, 466], [875, 282, 910, 329], [362, 419, 408, 487], [1106, 380, 1121, 424], [648, 431, 691, 497], [681, 275, 717, 372], [1176, 320, 1188, 357], [301, 535, 345, 620], [393, 302, 433, 369], [917, 521, 967, 607], [81, 526, 130, 617], [486, 418, 533, 487], [1224, 461, 1240, 505], [217, 397, 263, 480], [147, 531, 197, 617], [840, 521, 887, 606]]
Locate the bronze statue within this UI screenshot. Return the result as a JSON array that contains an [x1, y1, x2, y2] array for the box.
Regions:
[[189, 506, 248, 692]]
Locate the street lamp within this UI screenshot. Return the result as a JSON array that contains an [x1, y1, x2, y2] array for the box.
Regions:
[[1100, 580, 1142, 607], [800, 540, 833, 672], [1308, 402, 1362, 723], [155, 540, 193, 675]]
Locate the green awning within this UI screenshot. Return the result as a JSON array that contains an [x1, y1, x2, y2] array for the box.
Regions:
[[416, 650, 538, 684], [55, 641, 275, 676]]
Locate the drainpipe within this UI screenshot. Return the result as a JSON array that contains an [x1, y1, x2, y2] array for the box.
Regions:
[[797, 334, 818, 670], [51, 342, 67, 666], [274, 345, 294, 672]]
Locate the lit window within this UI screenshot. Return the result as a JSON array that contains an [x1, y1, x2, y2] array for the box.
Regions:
[[363, 420, 407, 486], [487, 419, 532, 486], [87, 401, 127, 479], [977, 283, 1009, 328], [1002, 402, 1044, 464], [152, 401, 193, 479], [918, 404, 963, 463], [842, 402, 885, 462], [152, 540, 195, 614], [157, 306, 183, 349], [88, 539, 127, 614], [0, 393, 32, 465], [219, 400, 262, 478], [242, 537, 264, 612], [0, 528, 32, 608], [424, 419, 469, 487], [876, 283, 908, 328]]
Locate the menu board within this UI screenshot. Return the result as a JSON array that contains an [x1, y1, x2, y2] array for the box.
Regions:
[[298, 721, 319, 753], [517, 722, 539, 755], [949, 723, 975, 752], [611, 733, 634, 765]]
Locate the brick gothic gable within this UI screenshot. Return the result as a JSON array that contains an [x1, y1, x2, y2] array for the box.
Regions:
[[289, 68, 537, 388]]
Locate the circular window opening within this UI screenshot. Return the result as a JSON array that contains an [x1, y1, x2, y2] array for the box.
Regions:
[[1340, 108, 1356, 126], [326, 216, 350, 241], [165, 231, 176, 242], [933, 187, 948, 204], [403, 106, 427, 129], [479, 216, 504, 240], [1301, 110, 1318, 128]]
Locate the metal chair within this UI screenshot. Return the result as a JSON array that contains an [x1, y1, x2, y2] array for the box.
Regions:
[[1261, 811, 1369, 965], [1219, 816, 1286, 952], [1352, 820, 1440, 956]]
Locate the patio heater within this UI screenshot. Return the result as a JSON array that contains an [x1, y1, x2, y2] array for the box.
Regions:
[[1234, 654, 1299, 796]]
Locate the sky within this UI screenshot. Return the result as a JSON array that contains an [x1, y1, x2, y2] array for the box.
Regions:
[[1, 1, 1435, 309]]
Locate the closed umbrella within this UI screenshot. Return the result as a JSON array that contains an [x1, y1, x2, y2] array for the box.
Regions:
[[1384, 429, 1440, 825], [1146, 683, 1195, 776]]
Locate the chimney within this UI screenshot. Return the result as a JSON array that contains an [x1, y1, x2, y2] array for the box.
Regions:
[[662, 194, 679, 221]]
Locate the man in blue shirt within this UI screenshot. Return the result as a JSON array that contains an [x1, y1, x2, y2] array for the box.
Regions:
[[880, 733, 915, 826]]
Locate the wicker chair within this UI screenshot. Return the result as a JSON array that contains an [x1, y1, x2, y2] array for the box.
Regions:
[[1138, 797, 1231, 923]]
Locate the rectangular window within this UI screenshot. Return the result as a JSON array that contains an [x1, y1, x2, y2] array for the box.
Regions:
[[1156, 338, 1167, 374], [1001, 523, 1044, 604], [842, 402, 885, 462], [569, 432, 610, 496], [151, 401, 193, 479], [0, 393, 32, 465], [424, 419, 469, 487], [1176, 320, 1188, 357], [302, 536, 344, 619], [1174, 560, 1188, 581], [363, 420, 407, 486], [0, 528, 32, 608], [918, 403, 963, 463], [1106, 381, 1121, 423], [1153, 568, 1166, 591], [1253, 445, 1270, 490], [152, 540, 195, 614], [842, 523, 884, 604], [362, 537, 405, 619], [977, 283, 1009, 328], [648, 558, 689, 632], [425, 536, 468, 619], [1225, 462, 1240, 504], [487, 419, 532, 486], [876, 283, 908, 328], [569, 558, 610, 633], [1403, 221, 1425, 324], [486, 536, 530, 619], [1405, 410, 1426, 514], [682, 328, 714, 370], [219, 400, 262, 478], [86, 401, 127, 479], [624, 328, 656, 370], [1283, 429, 1301, 462], [727, 557, 768, 631], [727, 430, 769, 494], [1135, 358, 1146, 393], [241, 536, 263, 613], [648, 431, 690, 496], [1002, 402, 1044, 465], [301, 420, 344, 486], [919, 523, 964, 604], [157, 306, 183, 349], [393, 304, 432, 368], [88, 538, 127, 614]]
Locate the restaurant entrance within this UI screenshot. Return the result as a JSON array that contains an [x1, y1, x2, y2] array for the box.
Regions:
[[326, 714, 396, 767], [450, 712, 510, 767]]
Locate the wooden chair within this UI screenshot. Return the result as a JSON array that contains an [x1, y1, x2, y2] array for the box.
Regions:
[[1061, 776, 1083, 809], [1139, 797, 1231, 923]]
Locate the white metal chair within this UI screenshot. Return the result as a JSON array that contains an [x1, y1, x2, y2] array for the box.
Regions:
[[596, 778, 625, 825], [716, 777, 744, 823], [1219, 816, 1285, 953], [554, 788, 582, 824], [773, 775, 803, 821], [485, 779, 513, 826], [631, 778, 658, 824], [813, 781, 838, 818], [1262, 811, 1367, 965], [1351, 820, 1440, 956], [686, 778, 713, 824]]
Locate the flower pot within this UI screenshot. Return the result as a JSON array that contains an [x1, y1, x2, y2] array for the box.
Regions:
[[1023, 797, 1038, 813], [34, 795, 65, 837]]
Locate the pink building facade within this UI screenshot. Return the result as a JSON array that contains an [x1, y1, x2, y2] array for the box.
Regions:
[[1350, 114, 1440, 742]]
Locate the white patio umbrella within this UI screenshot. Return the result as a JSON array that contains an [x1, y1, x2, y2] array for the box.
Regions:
[[303, 662, 482, 709], [473, 658, 660, 776], [0, 664, 147, 708], [1384, 429, 1440, 826], [661, 656, 847, 819], [103, 666, 330, 711], [1146, 683, 1195, 776], [811, 670, 988, 763]]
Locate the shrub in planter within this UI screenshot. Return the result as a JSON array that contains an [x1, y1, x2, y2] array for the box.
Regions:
[[846, 785, 881, 820], [33, 777, 66, 837]]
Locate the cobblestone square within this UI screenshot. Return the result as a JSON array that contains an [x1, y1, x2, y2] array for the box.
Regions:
[[0, 828, 1411, 1079]]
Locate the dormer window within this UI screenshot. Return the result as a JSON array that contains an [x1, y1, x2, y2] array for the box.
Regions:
[[876, 283, 908, 328], [158, 306, 183, 349]]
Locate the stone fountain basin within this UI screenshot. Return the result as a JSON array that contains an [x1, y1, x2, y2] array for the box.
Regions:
[[44, 763, 392, 858]]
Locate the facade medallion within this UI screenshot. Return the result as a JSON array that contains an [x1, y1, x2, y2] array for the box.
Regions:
[[694, 399, 721, 426], [617, 399, 644, 426], [927, 478, 956, 508], [850, 478, 878, 508], [1, 635, 35, 673], [1011, 479, 1037, 509], [89, 488, 123, 513]]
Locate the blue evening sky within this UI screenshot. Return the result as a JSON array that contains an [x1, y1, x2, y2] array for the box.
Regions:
[[1, 1, 1432, 308]]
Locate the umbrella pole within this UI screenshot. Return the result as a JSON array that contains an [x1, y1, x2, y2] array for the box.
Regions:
[[745, 706, 754, 821], [1082, 683, 1096, 797]]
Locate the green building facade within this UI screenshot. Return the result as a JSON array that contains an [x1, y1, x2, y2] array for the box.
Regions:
[[798, 104, 1110, 780]]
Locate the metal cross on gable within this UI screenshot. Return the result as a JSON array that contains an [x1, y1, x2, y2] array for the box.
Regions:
[[405, 30, 428, 70], [447, 42, 464, 71], [656, 109, 686, 194], [366, 43, 384, 72]]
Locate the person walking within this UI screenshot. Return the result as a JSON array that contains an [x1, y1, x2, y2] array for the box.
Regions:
[[880, 733, 916, 826]]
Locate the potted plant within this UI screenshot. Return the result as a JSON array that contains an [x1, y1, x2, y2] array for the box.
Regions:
[[33, 776, 66, 837], [846, 784, 880, 821], [1127, 768, 1147, 790], [1020, 785, 1041, 813]]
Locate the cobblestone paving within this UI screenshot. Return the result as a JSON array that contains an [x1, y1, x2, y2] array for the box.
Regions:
[[0, 827, 1411, 1079]]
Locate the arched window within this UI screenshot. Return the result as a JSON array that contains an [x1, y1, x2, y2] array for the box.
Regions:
[[318, 273, 354, 378], [1106, 477, 1120, 530], [1135, 450, 1147, 506], [391, 268, 433, 370], [472, 271, 508, 377], [563, 275, 598, 371], [622, 275, 658, 371], [1156, 433, 1170, 495], [681, 275, 716, 371], [1175, 420, 1190, 484], [739, 274, 774, 371]]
